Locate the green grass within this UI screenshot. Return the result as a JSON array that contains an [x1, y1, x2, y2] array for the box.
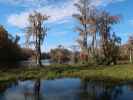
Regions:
[[0, 64, 133, 83]]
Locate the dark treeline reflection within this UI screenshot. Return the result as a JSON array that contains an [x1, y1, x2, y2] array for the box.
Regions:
[[34, 79, 41, 100], [0, 78, 133, 100], [80, 81, 123, 100], [23, 79, 42, 100]]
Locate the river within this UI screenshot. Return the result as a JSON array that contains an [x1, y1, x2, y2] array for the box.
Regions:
[[0, 78, 133, 100]]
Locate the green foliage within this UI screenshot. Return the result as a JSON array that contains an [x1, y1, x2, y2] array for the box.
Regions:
[[0, 64, 133, 82], [50, 46, 71, 64], [92, 33, 121, 65], [108, 33, 121, 64], [92, 54, 104, 65], [0, 25, 24, 61]]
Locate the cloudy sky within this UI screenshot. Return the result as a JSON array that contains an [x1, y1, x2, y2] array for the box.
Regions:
[[0, 0, 133, 52]]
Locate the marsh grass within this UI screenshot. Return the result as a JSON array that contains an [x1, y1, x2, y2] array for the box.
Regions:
[[0, 64, 133, 83]]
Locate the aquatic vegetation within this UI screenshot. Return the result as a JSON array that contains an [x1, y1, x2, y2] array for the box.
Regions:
[[0, 64, 133, 83]]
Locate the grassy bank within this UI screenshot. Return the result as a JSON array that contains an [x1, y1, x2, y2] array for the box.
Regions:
[[0, 64, 133, 83]]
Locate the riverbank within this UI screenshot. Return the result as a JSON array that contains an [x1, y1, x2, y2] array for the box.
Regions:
[[0, 64, 133, 83]]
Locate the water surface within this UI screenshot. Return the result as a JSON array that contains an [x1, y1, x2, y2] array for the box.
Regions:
[[0, 78, 133, 100]]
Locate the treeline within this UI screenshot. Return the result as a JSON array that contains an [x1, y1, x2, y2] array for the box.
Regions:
[[0, 25, 32, 62], [50, 45, 72, 64], [46, 43, 133, 65]]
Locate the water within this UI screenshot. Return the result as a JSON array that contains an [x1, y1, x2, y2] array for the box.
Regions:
[[0, 78, 133, 100], [19, 59, 51, 66]]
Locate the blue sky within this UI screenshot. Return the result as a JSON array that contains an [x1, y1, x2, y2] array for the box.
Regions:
[[0, 0, 133, 52]]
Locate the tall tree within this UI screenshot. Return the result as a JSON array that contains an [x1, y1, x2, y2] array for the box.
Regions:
[[97, 11, 120, 64], [73, 0, 91, 54], [73, 0, 99, 62], [25, 11, 48, 66]]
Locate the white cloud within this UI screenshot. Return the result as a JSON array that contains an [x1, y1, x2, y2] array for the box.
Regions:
[[7, 0, 126, 29], [0, 0, 48, 8], [8, 12, 30, 28], [7, 0, 76, 28], [37, 2, 76, 23], [4, 0, 126, 51]]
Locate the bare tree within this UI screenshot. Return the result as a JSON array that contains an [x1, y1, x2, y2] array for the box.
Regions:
[[25, 11, 49, 66], [73, 0, 91, 53], [73, 0, 99, 61]]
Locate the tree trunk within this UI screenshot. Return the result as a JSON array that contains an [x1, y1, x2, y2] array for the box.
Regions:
[[36, 36, 42, 66], [36, 36, 39, 65], [129, 49, 132, 63], [38, 38, 42, 66]]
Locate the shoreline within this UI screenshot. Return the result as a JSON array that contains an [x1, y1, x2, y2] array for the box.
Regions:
[[0, 64, 133, 83]]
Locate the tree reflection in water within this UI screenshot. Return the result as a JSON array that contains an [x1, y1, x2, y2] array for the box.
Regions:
[[1, 78, 133, 100], [80, 80, 123, 100], [34, 79, 41, 100], [23, 79, 41, 100]]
